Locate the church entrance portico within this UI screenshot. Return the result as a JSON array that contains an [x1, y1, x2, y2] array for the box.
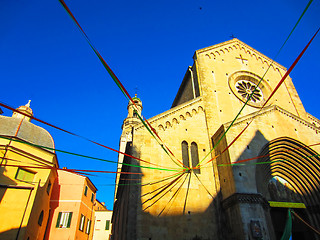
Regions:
[[256, 137, 320, 239]]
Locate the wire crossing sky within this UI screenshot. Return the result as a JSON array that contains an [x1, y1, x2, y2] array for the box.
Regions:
[[1, 0, 319, 209]]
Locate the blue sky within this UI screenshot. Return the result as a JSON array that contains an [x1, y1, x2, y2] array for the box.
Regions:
[[1, 0, 319, 209]]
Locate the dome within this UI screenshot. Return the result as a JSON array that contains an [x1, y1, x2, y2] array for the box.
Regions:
[[0, 102, 55, 153], [132, 96, 141, 103]]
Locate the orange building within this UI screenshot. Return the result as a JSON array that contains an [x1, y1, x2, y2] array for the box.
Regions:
[[44, 169, 97, 240]]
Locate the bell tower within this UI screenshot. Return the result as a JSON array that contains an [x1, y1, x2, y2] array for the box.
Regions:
[[115, 95, 143, 198], [122, 94, 143, 138]]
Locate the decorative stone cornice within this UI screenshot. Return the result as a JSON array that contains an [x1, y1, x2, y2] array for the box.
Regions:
[[135, 97, 204, 131], [307, 113, 320, 128], [194, 38, 286, 73], [224, 105, 320, 134], [222, 193, 269, 210]]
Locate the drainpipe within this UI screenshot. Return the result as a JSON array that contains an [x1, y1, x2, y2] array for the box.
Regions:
[[189, 67, 196, 98]]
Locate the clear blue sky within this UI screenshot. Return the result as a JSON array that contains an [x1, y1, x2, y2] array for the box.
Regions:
[[1, 0, 319, 209]]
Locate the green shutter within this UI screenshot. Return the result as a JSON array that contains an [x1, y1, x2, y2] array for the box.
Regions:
[[56, 212, 62, 228], [105, 220, 110, 230], [79, 215, 85, 231], [86, 220, 91, 234], [67, 212, 73, 228], [91, 193, 94, 202], [38, 210, 44, 226]]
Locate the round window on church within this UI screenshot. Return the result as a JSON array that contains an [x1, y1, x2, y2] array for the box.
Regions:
[[235, 80, 263, 103], [228, 71, 272, 108]]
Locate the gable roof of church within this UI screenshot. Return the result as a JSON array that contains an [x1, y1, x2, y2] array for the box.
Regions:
[[194, 38, 287, 72]]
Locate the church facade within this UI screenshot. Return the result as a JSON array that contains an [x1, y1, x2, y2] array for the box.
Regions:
[[112, 39, 320, 240]]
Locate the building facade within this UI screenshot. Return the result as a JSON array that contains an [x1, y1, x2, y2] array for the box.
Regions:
[[0, 102, 58, 240], [112, 39, 320, 240], [44, 169, 97, 240], [92, 207, 112, 240]]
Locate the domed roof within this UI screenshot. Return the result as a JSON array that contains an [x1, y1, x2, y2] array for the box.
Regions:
[[0, 102, 55, 153], [132, 96, 141, 102], [0, 115, 55, 153], [131, 94, 142, 103]]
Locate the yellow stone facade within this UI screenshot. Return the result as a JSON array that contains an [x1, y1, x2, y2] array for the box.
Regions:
[[113, 39, 320, 240], [0, 103, 58, 240]]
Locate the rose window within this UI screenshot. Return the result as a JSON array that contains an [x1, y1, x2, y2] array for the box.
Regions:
[[235, 80, 263, 103]]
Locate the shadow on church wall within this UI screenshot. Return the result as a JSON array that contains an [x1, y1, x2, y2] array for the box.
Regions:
[[112, 132, 320, 240], [253, 133, 320, 239], [112, 142, 229, 240]]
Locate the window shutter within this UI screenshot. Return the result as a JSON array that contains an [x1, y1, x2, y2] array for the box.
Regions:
[[84, 186, 88, 196], [67, 212, 73, 228], [56, 212, 62, 228], [86, 220, 91, 234], [105, 220, 110, 230], [38, 210, 44, 226]]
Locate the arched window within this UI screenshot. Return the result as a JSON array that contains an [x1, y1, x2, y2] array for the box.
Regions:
[[133, 111, 138, 118], [181, 141, 190, 168], [191, 142, 200, 174]]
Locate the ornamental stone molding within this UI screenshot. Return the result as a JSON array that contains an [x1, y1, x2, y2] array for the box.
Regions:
[[196, 39, 285, 74], [135, 97, 204, 132], [307, 113, 320, 128], [156, 105, 204, 132], [224, 105, 320, 134], [222, 193, 269, 210]]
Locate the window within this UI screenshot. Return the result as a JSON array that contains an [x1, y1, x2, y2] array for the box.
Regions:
[[15, 168, 35, 182], [181, 141, 190, 168], [79, 214, 85, 231], [105, 220, 110, 230], [181, 141, 200, 174], [85, 219, 91, 234], [191, 142, 200, 174], [38, 210, 44, 226], [133, 111, 138, 117], [56, 212, 73, 228], [84, 186, 88, 196], [95, 220, 101, 230], [46, 181, 52, 195], [91, 192, 94, 202]]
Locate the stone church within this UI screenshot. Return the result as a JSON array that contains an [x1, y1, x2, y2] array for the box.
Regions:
[[112, 39, 320, 240]]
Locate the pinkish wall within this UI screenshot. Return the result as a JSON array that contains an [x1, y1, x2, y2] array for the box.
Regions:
[[44, 170, 97, 240]]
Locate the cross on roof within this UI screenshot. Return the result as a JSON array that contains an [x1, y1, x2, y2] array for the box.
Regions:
[[134, 86, 139, 96], [236, 54, 248, 64]]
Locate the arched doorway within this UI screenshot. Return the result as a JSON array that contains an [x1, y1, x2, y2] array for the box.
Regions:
[[255, 137, 320, 239]]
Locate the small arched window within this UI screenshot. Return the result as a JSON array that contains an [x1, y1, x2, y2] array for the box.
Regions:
[[181, 141, 190, 168], [191, 142, 200, 174]]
